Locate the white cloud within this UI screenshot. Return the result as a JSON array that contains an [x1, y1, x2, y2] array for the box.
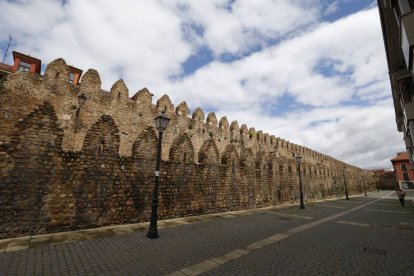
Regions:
[[161, 8, 387, 108], [323, 1, 340, 16], [0, 0, 65, 40], [158, 7, 403, 168], [1, 0, 192, 90], [168, 0, 321, 56]]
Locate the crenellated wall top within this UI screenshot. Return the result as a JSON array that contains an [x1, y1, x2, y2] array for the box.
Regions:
[[0, 57, 365, 172]]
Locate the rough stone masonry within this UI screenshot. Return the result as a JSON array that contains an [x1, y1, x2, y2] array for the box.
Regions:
[[0, 58, 376, 239]]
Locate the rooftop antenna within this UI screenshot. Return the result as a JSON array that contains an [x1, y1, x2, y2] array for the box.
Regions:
[[2, 35, 12, 63]]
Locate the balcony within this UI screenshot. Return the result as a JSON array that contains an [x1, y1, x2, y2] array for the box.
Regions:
[[397, 116, 404, 131], [400, 10, 414, 71], [402, 102, 414, 129], [404, 133, 413, 148]]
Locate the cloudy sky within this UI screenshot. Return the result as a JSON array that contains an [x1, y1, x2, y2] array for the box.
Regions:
[[0, 0, 405, 169]]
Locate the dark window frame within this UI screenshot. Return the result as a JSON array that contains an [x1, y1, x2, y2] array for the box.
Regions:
[[17, 61, 31, 72], [403, 172, 410, 181], [69, 72, 75, 83]]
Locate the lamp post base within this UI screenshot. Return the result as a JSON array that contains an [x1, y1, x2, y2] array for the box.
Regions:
[[147, 228, 159, 239]]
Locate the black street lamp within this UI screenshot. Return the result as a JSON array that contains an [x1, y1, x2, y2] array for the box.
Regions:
[[363, 177, 367, 197], [377, 176, 380, 192], [295, 155, 305, 209], [341, 169, 349, 200], [75, 93, 87, 133], [147, 109, 170, 239]]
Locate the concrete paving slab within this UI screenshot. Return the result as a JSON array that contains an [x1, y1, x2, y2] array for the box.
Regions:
[[233, 249, 251, 256], [0, 240, 8, 253], [338, 220, 370, 227], [364, 209, 410, 214], [210, 250, 243, 265], [180, 260, 219, 276], [50, 234, 68, 244], [219, 214, 235, 218], [209, 256, 230, 265], [85, 230, 116, 240], [29, 236, 50, 248], [268, 233, 289, 242], [224, 250, 245, 260], [160, 221, 184, 228], [129, 225, 147, 231], [111, 228, 134, 235], [270, 212, 314, 220], [167, 271, 187, 276], [67, 232, 86, 241], [246, 242, 264, 250], [255, 238, 277, 247], [319, 205, 346, 209], [5, 240, 30, 252]]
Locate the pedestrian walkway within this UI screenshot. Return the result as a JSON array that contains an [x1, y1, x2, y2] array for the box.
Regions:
[[0, 194, 352, 253], [0, 200, 317, 253], [1, 190, 413, 275], [169, 192, 393, 276]]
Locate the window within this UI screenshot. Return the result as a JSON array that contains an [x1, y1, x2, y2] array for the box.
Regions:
[[403, 172, 410, 181], [401, 163, 408, 172], [402, 182, 414, 189], [398, 0, 414, 14], [69, 72, 75, 83], [17, 61, 31, 72]]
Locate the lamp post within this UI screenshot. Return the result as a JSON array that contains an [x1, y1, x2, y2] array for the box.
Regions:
[[75, 93, 87, 133], [147, 109, 170, 239], [377, 175, 380, 192], [341, 169, 349, 200], [295, 155, 305, 209], [363, 177, 367, 197]]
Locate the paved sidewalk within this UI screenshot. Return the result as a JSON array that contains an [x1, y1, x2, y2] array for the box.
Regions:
[[0, 194, 352, 253], [1, 190, 413, 275]]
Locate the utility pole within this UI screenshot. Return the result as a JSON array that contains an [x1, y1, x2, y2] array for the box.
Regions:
[[2, 35, 12, 63]]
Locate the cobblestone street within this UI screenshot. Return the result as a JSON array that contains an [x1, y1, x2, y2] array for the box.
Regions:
[[1, 190, 413, 275]]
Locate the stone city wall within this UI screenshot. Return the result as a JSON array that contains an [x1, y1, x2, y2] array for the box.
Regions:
[[0, 58, 376, 238]]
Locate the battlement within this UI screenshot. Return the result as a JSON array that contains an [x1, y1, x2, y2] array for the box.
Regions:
[[2, 57, 343, 168]]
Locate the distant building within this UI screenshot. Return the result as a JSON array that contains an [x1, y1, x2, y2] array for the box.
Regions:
[[391, 151, 414, 189], [377, 1, 414, 167], [379, 170, 398, 190], [369, 169, 386, 175], [0, 51, 82, 85], [368, 169, 397, 190]]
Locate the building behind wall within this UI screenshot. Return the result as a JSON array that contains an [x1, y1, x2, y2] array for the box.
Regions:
[[369, 169, 398, 189], [377, 0, 414, 167], [379, 170, 398, 189], [391, 151, 414, 189], [0, 51, 82, 85]]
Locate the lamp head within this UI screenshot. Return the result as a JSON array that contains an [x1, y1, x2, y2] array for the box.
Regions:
[[155, 109, 170, 131], [78, 93, 87, 105], [295, 155, 302, 164]]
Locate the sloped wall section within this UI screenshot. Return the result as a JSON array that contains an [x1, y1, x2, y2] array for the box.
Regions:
[[0, 58, 376, 238]]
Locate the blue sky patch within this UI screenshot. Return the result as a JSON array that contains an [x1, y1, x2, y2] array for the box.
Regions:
[[182, 46, 214, 76], [322, 0, 375, 22], [264, 93, 313, 117]]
